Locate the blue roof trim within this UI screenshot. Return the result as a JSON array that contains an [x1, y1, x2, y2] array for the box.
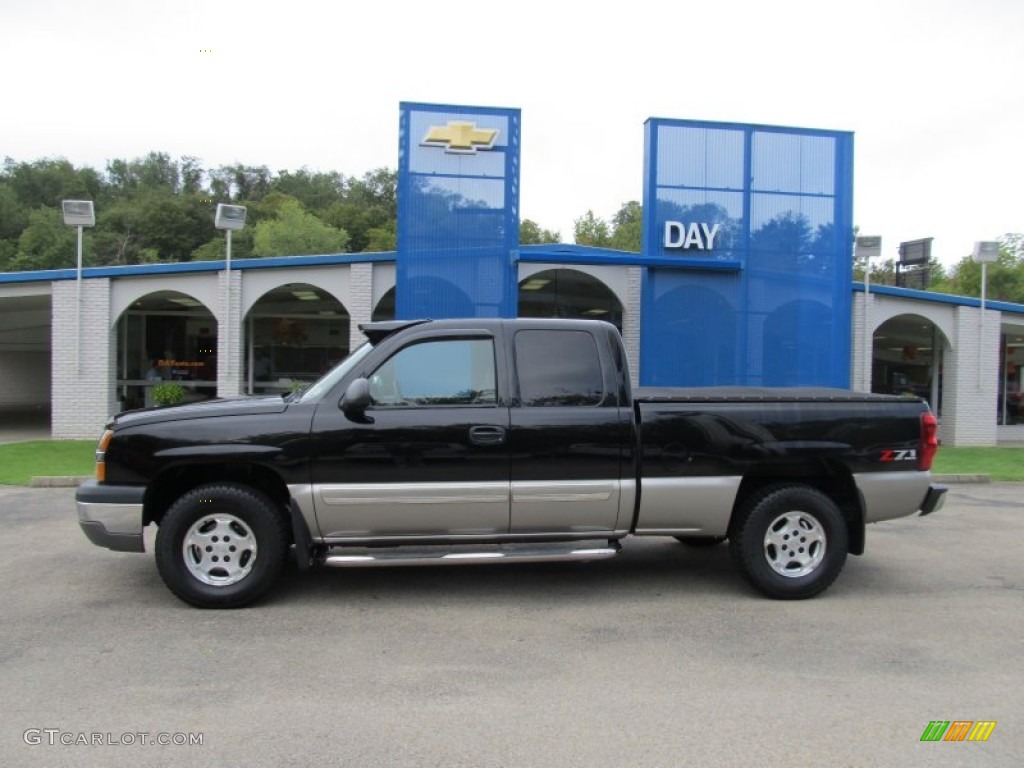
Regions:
[[517, 243, 741, 270], [855, 282, 1024, 315], [0, 252, 397, 285], [231, 252, 396, 270]]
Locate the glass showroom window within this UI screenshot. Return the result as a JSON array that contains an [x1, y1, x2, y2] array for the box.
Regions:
[[244, 284, 350, 394]]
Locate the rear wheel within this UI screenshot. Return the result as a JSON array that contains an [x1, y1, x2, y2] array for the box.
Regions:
[[155, 483, 289, 608], [729, 484, 848, 599]]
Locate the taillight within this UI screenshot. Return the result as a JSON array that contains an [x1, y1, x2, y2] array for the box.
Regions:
[[95, 429, 113, 482], [919, 411, 939, 471]]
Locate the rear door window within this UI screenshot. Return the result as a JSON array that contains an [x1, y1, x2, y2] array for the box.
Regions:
[[514, 330, 603, 406]]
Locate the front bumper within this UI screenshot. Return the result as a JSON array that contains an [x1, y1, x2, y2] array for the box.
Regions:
[[76, 480, 146, 553], [918, 484, 948, 517]]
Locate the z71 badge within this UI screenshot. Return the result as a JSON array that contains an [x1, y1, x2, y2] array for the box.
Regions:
[[880, 449, 917, 462]]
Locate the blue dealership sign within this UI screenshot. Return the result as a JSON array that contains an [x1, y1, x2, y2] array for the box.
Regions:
[[396, 102, 521, 319], [641, 119, 854, 387]]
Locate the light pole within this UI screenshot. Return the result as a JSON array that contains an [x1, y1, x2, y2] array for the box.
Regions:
[[61, 200, 95, 374], [856, 236, 881, 392], [973, 241, 1000, 393], [214, 204, 247, 392]]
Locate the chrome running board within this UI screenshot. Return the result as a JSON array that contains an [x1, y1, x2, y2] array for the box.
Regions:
[[320, 542, 620, 569]]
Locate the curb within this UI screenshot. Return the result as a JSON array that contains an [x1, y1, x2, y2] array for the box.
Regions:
[[29, 476, 92, 488], [931, 474, 991, 484]]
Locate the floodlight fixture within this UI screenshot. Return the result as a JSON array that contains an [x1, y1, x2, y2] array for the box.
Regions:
[[972, 241, 1000, 263], [855, 235, 882, 260], [215, 204, 247, 230], [62, 199, 95, 228]]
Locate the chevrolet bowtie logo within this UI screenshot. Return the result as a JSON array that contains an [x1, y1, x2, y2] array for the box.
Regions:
[[421, 121, 499, 154]]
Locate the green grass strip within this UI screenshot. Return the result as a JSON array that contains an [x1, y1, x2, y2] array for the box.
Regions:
[[932, 446, 1024, 482], [0, 440, 95, 485]]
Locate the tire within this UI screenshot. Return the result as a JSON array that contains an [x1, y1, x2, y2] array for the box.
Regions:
[[155, 483, 289, 608], [729, 484, 848, 600], [673, 535, 726, 547]]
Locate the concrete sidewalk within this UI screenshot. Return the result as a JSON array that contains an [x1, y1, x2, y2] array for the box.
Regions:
[[0, 406, 50, 445]]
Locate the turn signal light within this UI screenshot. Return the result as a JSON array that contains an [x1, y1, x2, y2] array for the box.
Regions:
[[919, 412, 939, 471], [95, 429, 113, 482]]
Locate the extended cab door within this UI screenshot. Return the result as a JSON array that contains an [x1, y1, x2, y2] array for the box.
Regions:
[[507, 327, 632, 534], [310, 332, 510, 539]]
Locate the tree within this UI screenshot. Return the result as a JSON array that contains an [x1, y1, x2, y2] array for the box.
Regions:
[[609, 201, 642, 252], [363, 222, 397, 252], [210, 164, 272, 202], [573, 210, 610, 247], [92, 200, 143, 266], [326, 169, 398, 252], [134, 193, 217, 262], [3, 157, 102, 209], [519, 219, 560, 244], [11, 207, 80, 270], [272, 168, 346, 211], [938, 238, 1024, 303], [252, 199, 349, 257], [0, 182, 29, 240]]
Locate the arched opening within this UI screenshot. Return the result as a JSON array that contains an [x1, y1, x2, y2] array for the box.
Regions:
[[873, 314, 949, 414], [518, 269, 623, 330], [243, 283, 349, 394], [643, 283, 736, 386], [115, 290, 218, 410], [1000, 324, 1024, 425], [763, 299, 834, 386], [372, 287, 396, 321]]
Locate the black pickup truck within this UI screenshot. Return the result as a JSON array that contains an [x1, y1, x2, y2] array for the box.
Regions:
[[76, 318, 945, 608]]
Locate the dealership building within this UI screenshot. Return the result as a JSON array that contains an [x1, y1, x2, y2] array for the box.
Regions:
[[1, 103, 1022, 445]]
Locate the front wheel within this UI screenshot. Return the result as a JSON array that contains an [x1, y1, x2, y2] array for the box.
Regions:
[[729, 484, 848, 599], [155, 483, 289, 608]]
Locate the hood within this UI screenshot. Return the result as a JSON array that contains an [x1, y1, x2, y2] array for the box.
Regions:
[[111, 395, 289, 430]]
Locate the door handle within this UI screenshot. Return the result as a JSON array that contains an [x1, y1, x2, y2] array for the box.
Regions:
[[469, 426, 506, 446]]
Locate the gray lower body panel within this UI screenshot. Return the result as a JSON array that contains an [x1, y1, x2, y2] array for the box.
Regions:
[[310, 481, 509, 538], [855, 471, 935, 523], [634, 476, 741, 536], [511, 479, 624, 533]]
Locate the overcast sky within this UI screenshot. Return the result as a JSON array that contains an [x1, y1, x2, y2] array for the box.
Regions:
[[3, 0, 1021, 267]]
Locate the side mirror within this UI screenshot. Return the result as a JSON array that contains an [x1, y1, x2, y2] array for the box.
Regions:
[[340, 378, 371, 417]]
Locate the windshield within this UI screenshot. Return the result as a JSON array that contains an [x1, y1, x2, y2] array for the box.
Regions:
[[293, 342, 374, 404]]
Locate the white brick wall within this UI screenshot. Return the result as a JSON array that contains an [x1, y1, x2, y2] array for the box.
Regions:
[[622, 267, 642, 387], [348, 263, 374, 350], [216, 271, 244, 398], [0, 352, 50, 405], [52, 279, 116, 439], [849, 292, 873, 392], [942, 305, 1000, 446]]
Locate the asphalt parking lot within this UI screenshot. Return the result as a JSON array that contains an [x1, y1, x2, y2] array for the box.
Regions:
[[1, 484, 1020, 767]]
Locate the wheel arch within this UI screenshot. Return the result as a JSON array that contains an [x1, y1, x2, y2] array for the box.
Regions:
[[143, 463, 293, 538], [729, 460, 865, 555]]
